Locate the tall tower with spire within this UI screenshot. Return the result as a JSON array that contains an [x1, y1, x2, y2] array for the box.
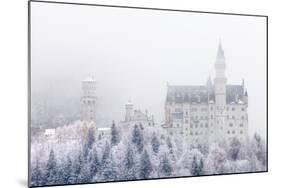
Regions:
[[214, 42, 227, 106], [81, 76, 97, 122], [214, 42, 227, 139]]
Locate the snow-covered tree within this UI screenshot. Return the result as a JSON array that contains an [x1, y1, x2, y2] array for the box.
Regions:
[[132, 124, 144, 153], [139, 150, 153, 179], [77, 159, 91, 183], [83, 127, 95, 158], [68, 153, 83, 184], [31, 159, 43, 186], [166, 136, 176, 161], [228, 137, 241, 161], [43, 149, 58, 185], [159, 153, 173, 177], [191, 156, 204, 176], [62, 155, 72, 184], [101, 142, 110, 165], [111, 121, 120, 146], [100, 153, 117, 181], [123, 143, 136, 180], [205, 143, 230, 174], [252, 133, 267, 167], [151, 132, 160, 153], [89, 147, 100, 179]]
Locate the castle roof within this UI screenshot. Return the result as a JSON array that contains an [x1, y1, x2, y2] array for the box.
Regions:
[[166, 84, 245, 104]]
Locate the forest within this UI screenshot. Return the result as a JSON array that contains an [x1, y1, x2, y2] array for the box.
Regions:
[[31, 121, 267, 187]]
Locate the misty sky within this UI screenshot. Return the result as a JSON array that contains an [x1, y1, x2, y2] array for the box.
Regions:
[[30, 2, 267, 138]]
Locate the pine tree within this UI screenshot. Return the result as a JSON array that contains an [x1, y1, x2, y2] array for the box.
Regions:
[[166, 136, 176, 161], [229, 137, 241, 161], [151, 132, 160, 153], [69, 154, 83, 184], [101, 142, 110, 165], [139, 150, 152, 179], [62, 155, 72, 184], [111, 121, 120, 146], [101, 154, 117, 181], [160, 153, 173, 177], [191, 156, 204, 176], [89, 147, 100, 179], [31, 159, 43, 187], [83, 127, 95, 158], [132, 124, 144, 153], [77, 159, 91, 183], [43, 149, 58, 185], [123, 143, 136, 180], [253, 133, 266, 166]]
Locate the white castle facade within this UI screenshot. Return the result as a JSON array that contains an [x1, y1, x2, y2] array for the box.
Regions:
[[163, 43, 248, 147]]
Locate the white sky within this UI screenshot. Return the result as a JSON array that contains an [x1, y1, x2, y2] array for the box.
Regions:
[[30, 2, 267, 138]]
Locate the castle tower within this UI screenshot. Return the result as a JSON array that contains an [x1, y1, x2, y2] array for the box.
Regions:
[[81, 76, 97, 122], [125, 100, 133, 122], [214, 42, 227, 106], [214, 42, 227, 139]]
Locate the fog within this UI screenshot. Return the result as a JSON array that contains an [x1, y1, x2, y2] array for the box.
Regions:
[[30, 2, 267, 138]]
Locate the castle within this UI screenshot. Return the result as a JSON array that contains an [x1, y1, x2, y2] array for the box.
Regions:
[[119, 100, 155, 127], [44, 42, 249, 146], [163, 42, 248, 146]]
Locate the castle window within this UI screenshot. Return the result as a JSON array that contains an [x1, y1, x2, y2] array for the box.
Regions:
[[210, 107, 213, 110], [226, 107, 229, 111], [200, 116, 203, 120], [240, 123, 243, 127], [191, 116, 193, 120], [190, 131, 193, 135], [241, 116, 245, 120], [241, 108, 245, 111], [232, 107, 235, 111], [175, 108, 181, 112], [205, 123, 208, 128], [200, 124, 203, 128], [191, 108, 197, 112], [227, 115, 229, 119], [232, 116, 235, 119], [190, 124, 193, 128], [211, 115, 213, 119], [229, 123, 233, 127], [205, 116, 208, 120], [227, 130, 230, 134], [195, 124, 198, 128], [185, 119, 188, 123], [232, 130, 235, 134], [177, 124, 180, 128], [185, 111, 188, 115], [170, 132, 173, 135], [195, 131, 198, 135], [240, 130, 243, 134]]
